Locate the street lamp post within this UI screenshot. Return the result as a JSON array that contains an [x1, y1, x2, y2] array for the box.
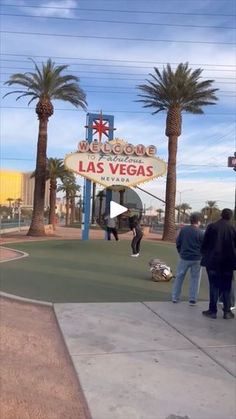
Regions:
[[14, 199, 22, 231], [148, 199, 156, 215], [18, 205, 21, 231], [78, 195, 82, 224], [227, 152, 236, 224]]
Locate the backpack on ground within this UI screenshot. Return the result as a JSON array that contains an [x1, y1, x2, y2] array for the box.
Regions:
[[148, 258, 173, 282]]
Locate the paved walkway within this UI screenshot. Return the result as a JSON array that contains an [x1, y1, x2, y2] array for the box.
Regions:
[[54, 301, 236, 419]]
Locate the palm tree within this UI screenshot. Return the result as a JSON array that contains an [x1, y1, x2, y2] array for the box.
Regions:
[[97, 190, 106, 223], [13, 198, 23, 220], [57, 174, 80, 226], [76, 195, 83, 224], [47, 158, 66, 228], [205, 200, 219, 222], [7, 197, 14, 207], [137, 62, 218, 241], [15, 198, 23, 207], [69, 184, 81, 224], [31, 158, 68, 229], [156, 208, 164, 222], [175, 204, 182, 224], [6, 198, 14, 218], [91, 182, 97, 224], [180, 202, 192, 223], [4, 59, 87, 236]]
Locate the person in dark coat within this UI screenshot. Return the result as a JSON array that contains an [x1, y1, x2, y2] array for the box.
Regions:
[[201, 208, 236, 319]]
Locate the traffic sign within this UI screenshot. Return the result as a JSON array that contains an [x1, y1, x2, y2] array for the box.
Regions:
[[228, 156, 236, 167]]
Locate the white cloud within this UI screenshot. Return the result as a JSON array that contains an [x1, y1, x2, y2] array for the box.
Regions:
[[22, 0, 78, 18], [138, 178, 234, 212]]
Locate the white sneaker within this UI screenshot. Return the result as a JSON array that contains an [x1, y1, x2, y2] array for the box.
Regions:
[[131, 253, 139, 257]]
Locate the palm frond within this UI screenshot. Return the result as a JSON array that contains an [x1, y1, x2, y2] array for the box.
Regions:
[[136, 62, 218, 114], [3, 58, 87, 110]]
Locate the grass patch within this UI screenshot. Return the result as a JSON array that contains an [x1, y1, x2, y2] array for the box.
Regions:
[[1, 240, 209, 303]]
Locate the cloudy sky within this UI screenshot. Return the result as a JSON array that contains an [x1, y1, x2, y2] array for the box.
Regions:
[[1, 0, 235, 212]]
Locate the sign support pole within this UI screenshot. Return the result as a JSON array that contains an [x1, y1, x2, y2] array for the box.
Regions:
[[82, 113, 115, 240], [82, 179, 92, 240]]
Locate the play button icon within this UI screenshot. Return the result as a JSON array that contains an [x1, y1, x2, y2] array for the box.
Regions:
[[110, 201, 127, 218], [94, 185, 143, 234]]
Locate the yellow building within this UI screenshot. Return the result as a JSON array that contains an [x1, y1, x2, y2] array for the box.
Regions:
[[0, 170, 22, 204], [0, 170, 50, 208]]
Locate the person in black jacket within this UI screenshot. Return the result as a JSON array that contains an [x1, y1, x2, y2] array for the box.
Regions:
[[201, 208, 236, 319], [128, 214, 143, 257]]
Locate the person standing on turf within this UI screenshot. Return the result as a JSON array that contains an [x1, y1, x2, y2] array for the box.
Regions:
[[129, 214, 143, 257], [104, 214, 119, 241], [172, 213, 204, 305], [201, 208, 236, 320]]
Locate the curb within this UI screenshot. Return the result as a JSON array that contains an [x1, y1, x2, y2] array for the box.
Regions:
[[0, 291, 52, 306], [0, 226, 29, 234]]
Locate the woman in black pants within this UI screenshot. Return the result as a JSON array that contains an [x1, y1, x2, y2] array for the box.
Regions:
[[129, 215, 143, 257]]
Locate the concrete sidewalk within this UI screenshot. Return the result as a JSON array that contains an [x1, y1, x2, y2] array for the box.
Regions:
[[0, 225, 163, 245], [54, 301, 236, 419]]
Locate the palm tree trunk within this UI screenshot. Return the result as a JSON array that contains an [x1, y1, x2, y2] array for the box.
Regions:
[[98, 197, 103, 223], [27, 118, 48, 236], [49, 178, 57, 229], [119, 189, 125, 206], [65, 194, 70, 226], [70, 197, 76, 224], [178, 208, 180, 224], [162, 135, 178, 241], [78, 197, 82, 224], [91, 182, 96, 224]]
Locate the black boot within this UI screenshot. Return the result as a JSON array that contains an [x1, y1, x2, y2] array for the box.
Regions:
[[202, 310, 217, 319], [223, 311, 235, 319]]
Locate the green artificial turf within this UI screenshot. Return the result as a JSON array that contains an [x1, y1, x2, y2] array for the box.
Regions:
[[1, 239, 209, 303]]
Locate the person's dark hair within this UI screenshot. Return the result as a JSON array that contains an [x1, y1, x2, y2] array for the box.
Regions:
[[190, 212, 201, 225], [221, 208, 233, 220]]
